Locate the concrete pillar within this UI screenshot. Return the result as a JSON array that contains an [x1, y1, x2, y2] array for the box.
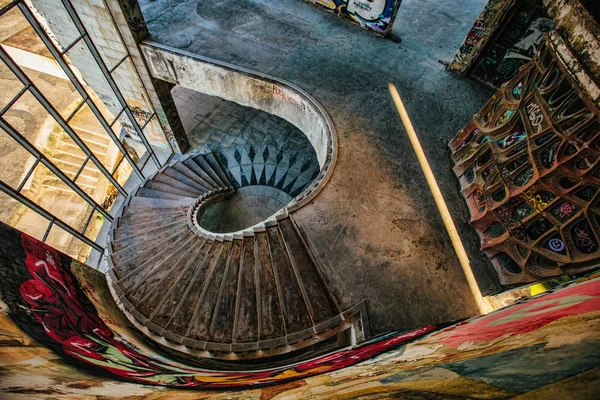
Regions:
[[105, 0, 189, 154]]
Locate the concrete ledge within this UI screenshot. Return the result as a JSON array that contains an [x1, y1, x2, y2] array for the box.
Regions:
[[140, 41, 337, 211]]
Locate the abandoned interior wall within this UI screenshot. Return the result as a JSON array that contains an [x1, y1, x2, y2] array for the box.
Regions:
[[302, 0, 402, 36], [1, 221, 599, 397], [449, 0, 600, 285], [27, 0, 172, 151]]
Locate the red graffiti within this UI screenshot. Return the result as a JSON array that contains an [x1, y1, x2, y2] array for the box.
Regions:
[[17, 233, 435, 388], [436, 278, 600, 348]]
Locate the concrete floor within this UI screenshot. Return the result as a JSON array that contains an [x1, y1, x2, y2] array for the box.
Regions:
[[140, 0, 502, 334]]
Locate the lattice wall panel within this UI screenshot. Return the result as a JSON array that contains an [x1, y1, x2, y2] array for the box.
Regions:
[[450, 39, 600, 285]]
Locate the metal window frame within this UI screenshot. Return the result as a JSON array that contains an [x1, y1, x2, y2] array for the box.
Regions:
[[0, 181, 103, 252], [0, 0, 174, 262], [60, 0, 161, 168]]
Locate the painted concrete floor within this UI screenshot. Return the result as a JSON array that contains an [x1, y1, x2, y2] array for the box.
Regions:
[[141, 0, 502, 334]]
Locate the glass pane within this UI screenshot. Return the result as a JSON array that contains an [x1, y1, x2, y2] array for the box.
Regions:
[[68, 102, 119, 167], [45, 223, 92, 263], [112, 116, 148, 167], [143, 114, 170, 150], [0, 58, 25, 111], [71, 1, 128, 71], [0, 191, 50, 241], [64, 39, 119, 122], [75, 158, 117, 209], [21, 163, 92, 232], [112, 153, 132, 186], [112, 57, 152, 125], [84, 209, 104, 241], [0, 6, 84, 119], [24, 0, 81, 52], [4, 90, 87, 178], [0, 126, 34, 190]]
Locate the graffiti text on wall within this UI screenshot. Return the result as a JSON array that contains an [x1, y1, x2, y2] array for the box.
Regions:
[[303, 0, 402, 36]]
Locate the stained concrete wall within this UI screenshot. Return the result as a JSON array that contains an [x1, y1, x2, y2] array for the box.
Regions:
[[26, 0, 173, 150], [1, 221, 599, 396], [139, 42, 333, 170]]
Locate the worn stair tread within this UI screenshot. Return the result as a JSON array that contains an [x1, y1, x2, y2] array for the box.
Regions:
[[209, 240, 243, 343], [265, 225, 312, 333], [113, 219, 187, 247], [162, 167, 208, 193], [182, 157, 220, 189], [232, 239, 259, 343], [153, 172, 208, 195], [118, 209, 185, 228], [114, 217, 185, 241], [112, 228, 193, 269], [186, 241, 233, 341], [204, 152, 232, 188], [255, 232, 286, 340], [144, 180, 202, 198], [171, 162, 215, 192], [148, 241, 215, 328], [279, 218, 339, 323], [193, 154, 228, 189], [111, 230, 188, 266], [116, 232, 196, 293], [137, 187, 197, 201], [127, 196, 195, 208], [125, 235, 201, 303], [164, 242, 225, 335], [134, 240, 208, 318]]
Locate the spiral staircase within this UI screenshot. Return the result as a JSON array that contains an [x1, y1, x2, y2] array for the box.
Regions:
[[106, 149, 366, 360]]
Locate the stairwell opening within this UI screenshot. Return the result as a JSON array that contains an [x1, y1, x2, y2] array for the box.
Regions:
[[171, 86, 324, 234], [198, 186, 292, 233]]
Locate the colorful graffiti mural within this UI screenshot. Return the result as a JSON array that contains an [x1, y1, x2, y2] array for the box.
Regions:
[[449, 0, 555, 89], [449, 36, 600, 285], [449, 0, 516, 75], [303, 0, 402, 36], [1, 221, 600, 397], [0, 222, 437, 388]]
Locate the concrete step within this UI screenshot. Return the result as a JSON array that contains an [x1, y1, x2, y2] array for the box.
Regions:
[[148, 241, 216, 330], [182, 157, 220, 189], [123, 235, 200, 301], [114, 215, 186, 241], [265, 225, 312, 333], [137, 187, 197, 201], [112, 228, 190, 269], [70, 124, 113, 144], [279, 218, 339, 324], [63, 138, 108, 156], [172, 161, 215, 192], [112, 219, 187, 255], [144, 180, 201, 198], [162, 167, 210, 193], [162, 242, 225, 336], [204, 152, 233, 189], [128, 196, 195, 208], [117, 231, 196, 294], [193, 154, 228, 189], [136, 240, 209, 319], [186, 241, 234, 341], [208, 240, 243, 343], [256, 232, 286, 340], [71, 126, 111, 148], [233, 238, 259, 343], [112, 228, 191, 279], [119, 208, 185, 227], [153, 173, 207, 195]]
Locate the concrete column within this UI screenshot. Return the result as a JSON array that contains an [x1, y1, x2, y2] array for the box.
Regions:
[[105, 0, 189, 154]]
